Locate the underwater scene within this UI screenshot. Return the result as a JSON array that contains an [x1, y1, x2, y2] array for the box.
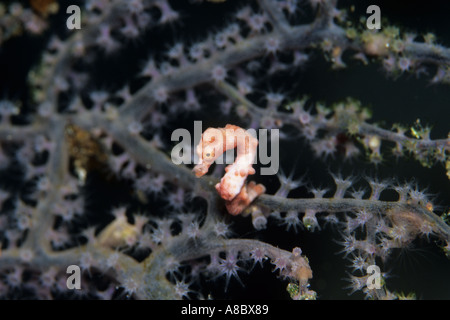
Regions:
[[0, 0, 449, 300]]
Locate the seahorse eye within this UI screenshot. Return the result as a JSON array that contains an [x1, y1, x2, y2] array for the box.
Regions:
[[204, 148, 214, 159]]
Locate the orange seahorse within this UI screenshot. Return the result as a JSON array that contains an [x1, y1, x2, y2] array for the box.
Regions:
[[193, 124, 265, 215]]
